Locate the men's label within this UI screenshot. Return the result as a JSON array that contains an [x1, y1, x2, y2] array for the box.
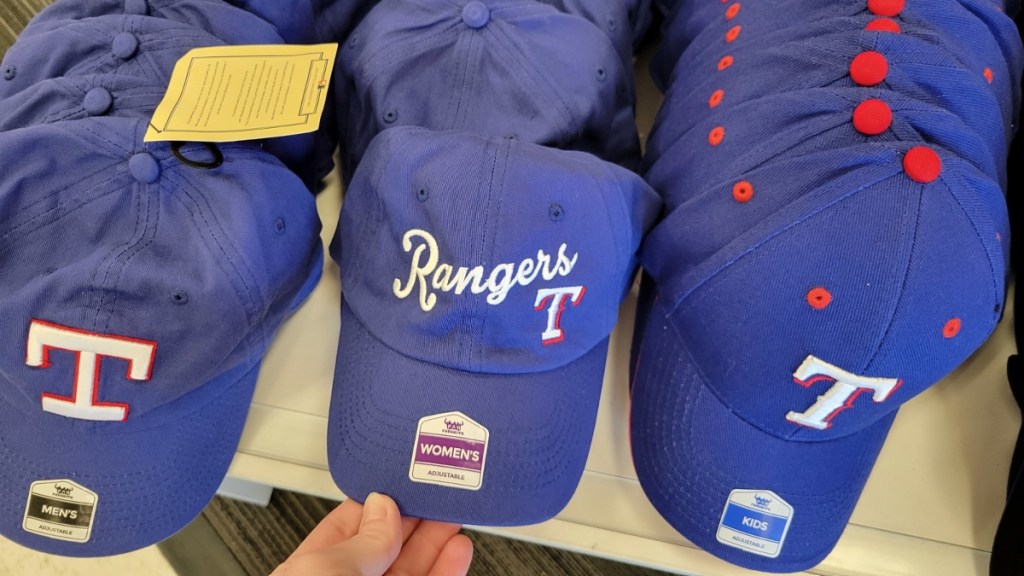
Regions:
[[409, 412, 488, 491], [23, 480, 98, 543], [145, 44, 337, 142], [716, 490, 792, 558]]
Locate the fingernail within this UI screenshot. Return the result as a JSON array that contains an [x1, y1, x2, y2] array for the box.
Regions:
[[362, 492, 389, 523]]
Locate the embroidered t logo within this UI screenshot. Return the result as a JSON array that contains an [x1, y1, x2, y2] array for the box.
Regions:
[[25, 320, 157, 422], [786, 355, 902, 430], [534, 287, 585, 345]]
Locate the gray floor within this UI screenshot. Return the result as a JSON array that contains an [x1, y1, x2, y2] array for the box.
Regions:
[[1, 2, 673, 575], [176, 492, 671, 576]]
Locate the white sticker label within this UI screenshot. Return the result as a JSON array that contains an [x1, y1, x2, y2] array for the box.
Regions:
[[716, 489, 793, 558], [409, 411, 488, 491], [23, 479, 98, 543]]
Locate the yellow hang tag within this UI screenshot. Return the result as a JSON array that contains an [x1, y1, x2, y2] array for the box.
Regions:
[[145, 44, 337, 143]]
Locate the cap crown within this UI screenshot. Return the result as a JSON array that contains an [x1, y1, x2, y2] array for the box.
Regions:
[[0, 15, 225, 98], [337, 0, 639, 176], [640, 145, 1008, 440], [336, 127, 659, 374], [0, 119, 322, 423]]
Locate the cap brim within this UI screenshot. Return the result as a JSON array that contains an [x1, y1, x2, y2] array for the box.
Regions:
[[0, 361, 259, 557], [630, 296, 894, 573], [329, 301, 608, 526]]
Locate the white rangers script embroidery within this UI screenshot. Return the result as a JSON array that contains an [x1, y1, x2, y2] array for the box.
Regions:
[[392, 229, 578, 312]]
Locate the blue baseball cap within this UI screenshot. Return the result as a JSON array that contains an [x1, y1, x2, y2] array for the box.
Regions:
[[328, 126, 660, 525], [0, 14, 227, 99], [21, 0, 286, 46], [653, 29, 1012, 153], [335, 0, 640, 180], [643, 87, 1005, 210], [0, 117, 323, 556], [630, 143, 1009, 572], [0, 72, 168, 131], [652, 6, 1022, 113]]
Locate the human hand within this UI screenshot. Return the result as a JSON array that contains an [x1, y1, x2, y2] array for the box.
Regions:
[[271, 492, 474, 576]]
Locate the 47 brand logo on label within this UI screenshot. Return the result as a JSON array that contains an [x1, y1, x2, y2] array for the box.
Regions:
[[786, 355, 902, 430], [25, 320, 157, 422]]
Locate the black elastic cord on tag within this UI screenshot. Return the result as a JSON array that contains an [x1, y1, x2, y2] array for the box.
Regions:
[[171, 141, 223, 169]]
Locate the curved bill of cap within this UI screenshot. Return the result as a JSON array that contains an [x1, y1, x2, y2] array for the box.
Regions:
[[0, 360, 260, 557], [630, 295, 894, 572], [329, 302, 608, 526]]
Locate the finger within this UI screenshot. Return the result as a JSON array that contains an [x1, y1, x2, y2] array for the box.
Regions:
[[274, 493, 403, 576], [426, 534, 474, 576], [385, 520, 464, 576], [289, 498, 364, 556], [401, 516, 422, 545]]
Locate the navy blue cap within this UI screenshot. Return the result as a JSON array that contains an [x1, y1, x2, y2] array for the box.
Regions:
[[0, 117, 323, 556], [654, 29, 1012, 155], [335, 0, 640, 180], [328, 126, 660, 526], [653, 5, 1022, 117], [0, 15, 226, 99], [644, 87, 1005, 210], [21, 0, 286, 46], [631, 143, 1009, 572]]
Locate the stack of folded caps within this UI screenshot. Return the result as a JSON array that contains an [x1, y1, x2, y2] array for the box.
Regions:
[[0, 2, 324, 557], [630, 0, 1023, 572], [325, 0, 661, 526], [0, 0, 347, 192]]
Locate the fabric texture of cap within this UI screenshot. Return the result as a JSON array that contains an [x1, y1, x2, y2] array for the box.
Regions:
[[0, 117, 323, 557], [335, 0, 640, 181], [652, 5, 1023, 115], [20, 0, 286, 46], [328, 126, 660, 525], [0, 72, 167, 130], [226, 0, 381, 44], [630, 143, 1009, 572], [643, 87, 1005, 210], [654, 29, 1013, 154], [0, 14, 227, 99]]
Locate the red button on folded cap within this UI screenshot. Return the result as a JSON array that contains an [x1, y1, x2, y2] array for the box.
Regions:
[[726, 3, 741, 19], [718, 55, 734, 70], [852, 99, 892, 135], [850, 51, 888, 86], [903, 146, 942, 183], [868, 0, 904, 17], [984, 68, 994, 83], [866, 17, 901, 32], [726, 25, 742, 42]]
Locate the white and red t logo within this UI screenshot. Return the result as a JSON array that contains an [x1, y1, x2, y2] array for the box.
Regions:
[[785, 355, 902, 430], [534, 286, 585, 345], [25, 320, 157, 422]]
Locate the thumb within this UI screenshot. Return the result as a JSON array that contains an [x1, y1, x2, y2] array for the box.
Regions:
[[274, 493, 403, 576]]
